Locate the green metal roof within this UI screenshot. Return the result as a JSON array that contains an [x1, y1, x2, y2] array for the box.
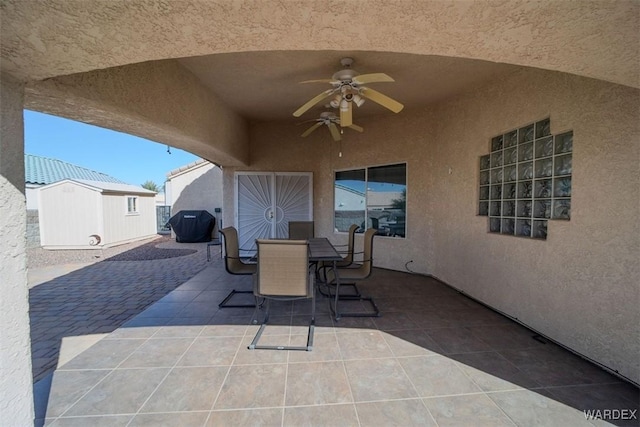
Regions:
[[25, 154, 127, 185]]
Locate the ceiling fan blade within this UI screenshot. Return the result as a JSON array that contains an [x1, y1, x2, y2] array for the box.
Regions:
[[300, 79, 338, 84], [340, 101, 353, 127], [301, 122, 323, 137], [360, 87, 404, 113], [328, 123, 342, 141], [296, 118, 322, 125], [352, 73, 395, 84], [348, 124, 364, 132], [293, 89, 335, 117]]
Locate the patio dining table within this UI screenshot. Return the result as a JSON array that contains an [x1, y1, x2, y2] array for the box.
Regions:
[[307, 237, 346, 320]]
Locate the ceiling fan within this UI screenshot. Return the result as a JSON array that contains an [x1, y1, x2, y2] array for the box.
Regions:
[[300, 111, 363, 141], [293, 57, 404, 127]]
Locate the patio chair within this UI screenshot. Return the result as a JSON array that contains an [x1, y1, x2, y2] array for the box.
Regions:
[[325, 227, 380, 319], [288, 220, 315, 240], [318, 224, 363, 298], [334, 223, 358, 268], [218, 226, 257, 308], [248, 239, 316, 351]]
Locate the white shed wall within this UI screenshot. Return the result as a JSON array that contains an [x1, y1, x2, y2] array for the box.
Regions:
[[38, 181, 102, 248], [101, 193, 157, 245]]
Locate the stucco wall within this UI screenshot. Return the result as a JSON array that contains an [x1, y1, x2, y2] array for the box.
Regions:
[[429, 69, 639, 385], [0, 73, 34, 426], [167, 162, 223, 238], [169, 163, 223, 219], [0, 1, 637, 423], [2, 1, 638, 89], [224, 68, 639, 384], [24, 60, 250, 167]]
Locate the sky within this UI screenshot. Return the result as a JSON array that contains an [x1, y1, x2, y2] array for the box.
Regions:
[[24, 110, 200, 189]]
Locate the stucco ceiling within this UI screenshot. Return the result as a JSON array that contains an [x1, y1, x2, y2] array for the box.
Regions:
[[3, 1, 637, 128], [178, 51, 523, 123]]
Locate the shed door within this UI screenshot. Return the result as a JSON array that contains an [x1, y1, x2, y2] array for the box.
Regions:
[[235, 172, 312, 255]]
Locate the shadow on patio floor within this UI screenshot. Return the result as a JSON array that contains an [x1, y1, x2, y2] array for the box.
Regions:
[[33, 250, 639, 426]]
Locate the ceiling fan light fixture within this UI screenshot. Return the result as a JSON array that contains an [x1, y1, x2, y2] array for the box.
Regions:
[[329, 94, 342, 108], [352, 94, 365, 107], [293, 57, 403, 118], [299, 110, 362, 140]]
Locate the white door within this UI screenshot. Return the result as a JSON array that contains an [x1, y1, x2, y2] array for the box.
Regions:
[[235, 172, 312, 254]]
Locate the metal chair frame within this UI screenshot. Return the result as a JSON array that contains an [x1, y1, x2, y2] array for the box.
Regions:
[[317, 224, 363, 298], [248, 239, 315, 351], [218, 227, 257, 308], [324, 228, 380, 319]]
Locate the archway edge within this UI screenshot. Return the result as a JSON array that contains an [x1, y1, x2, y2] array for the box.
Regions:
[[1, 0, 638, 89]]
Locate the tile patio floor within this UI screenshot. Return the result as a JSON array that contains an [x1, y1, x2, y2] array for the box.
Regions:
[[29, 239, 209, 382], [39, 254, 638, 426]]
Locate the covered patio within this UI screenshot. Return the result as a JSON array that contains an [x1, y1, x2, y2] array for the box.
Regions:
[[39, 252, 637, 426], [1, 1, 638, 425]]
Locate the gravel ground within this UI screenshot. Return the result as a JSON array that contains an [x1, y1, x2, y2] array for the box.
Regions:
[[26, 235, 191, 268]]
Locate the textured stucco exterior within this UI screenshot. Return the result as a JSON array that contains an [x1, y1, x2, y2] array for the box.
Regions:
[[223, 68, 639, 383], [428, 70, 639, 384], [167, 161, 223, 217], [0, 1, 638, 422], [1, 1, 638, 89], [166, 161, 223, 237], [0, 73, 34, 426], [24, 61, 250, 167]]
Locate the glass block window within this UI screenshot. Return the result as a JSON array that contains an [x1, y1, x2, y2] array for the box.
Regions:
[[479, 118, 572, 240]]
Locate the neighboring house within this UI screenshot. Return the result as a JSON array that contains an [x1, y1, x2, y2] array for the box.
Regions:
[[38, 179, 156, 249], [154, 192, 166, 206], [334, 185, 403, 211], [164, 159, 223, 236], [25, 154, 156, 248]]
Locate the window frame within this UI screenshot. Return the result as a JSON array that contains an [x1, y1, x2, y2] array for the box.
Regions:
[[333, 162, 407, 238], [125, 195, 139, 215]]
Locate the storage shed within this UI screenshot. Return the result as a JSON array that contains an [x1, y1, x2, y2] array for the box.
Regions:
[[38, 179, 157, 249]]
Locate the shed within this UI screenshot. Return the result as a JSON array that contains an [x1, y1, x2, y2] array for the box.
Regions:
[[38, 179, 157, 249], [25, 153, 126, 210]]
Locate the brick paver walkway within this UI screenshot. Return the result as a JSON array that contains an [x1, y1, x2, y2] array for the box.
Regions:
[[29, 241, 213, 382]]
